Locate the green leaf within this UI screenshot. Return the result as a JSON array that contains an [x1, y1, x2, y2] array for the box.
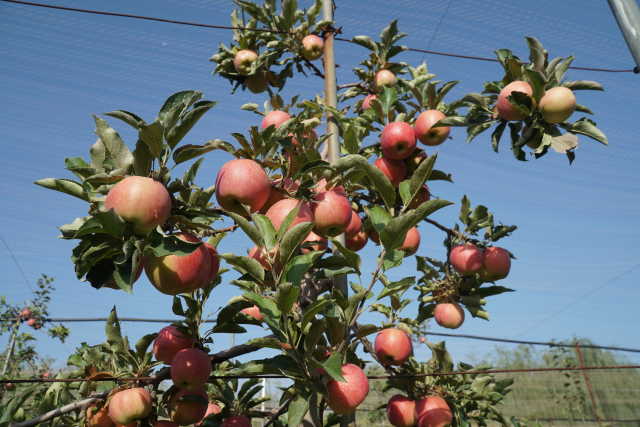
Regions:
[[166, 100, 216, 149], [377, 276, 415, 300], [366, 205, 392, 234], [158, 90, 202, 130], [172, 139, 233, 164], [277, 282, 300, 314], [321, 351, 345, 382], [74, 210, 125, 238], [525, 37, 546, 72], [562, 80, 604, 91], [409, 153, 436, 196], [475, 285, 514, 297], [351, 35, 377, 51], [105, 109, 146, 129], [491, 121, 507, 152], [105, 307, 125, 352], [228, 212, 262, 247], [342, 124, 360, 154], [288, 392, 310, 427], [279, 221, 314, 266], [432, 116, 467, 127], [133, 138, 153, 176], [146, 232, 202, 257], [301, 299, 331, 329], [382, 249, 404, 271], [93, 115, 134, 170], [331, 240, 361, 273], [135, 333, 157, 358], [524, 69, 546, 102], [221, 253, 265, 282], [138, 120, 164, 157], [282, 0, 297, 29], [34, 178, 88, 201], [381, 199, 453, 250], [334, 154, 396, 209], [252, 213, 277, 249], [285, 251, 324, 285], [567, 118, 608, 145]]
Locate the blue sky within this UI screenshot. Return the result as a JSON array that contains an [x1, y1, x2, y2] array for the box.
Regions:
[[1, 0, 639, 372]]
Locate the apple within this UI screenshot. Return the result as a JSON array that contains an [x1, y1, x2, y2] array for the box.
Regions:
[[449, 244, 483, 275], [222, 416, 251, 427], [419, 336, 426, 343], [344, 210, 362, 237], [362, 94, 377, 110], [108, 388, 152, 424], [301, 34, 324, 60], [374, 157, 407, 187], [416, 395, 452, 427], [215, 159, 271, 215], [153, 325, 195, 365], [33, 321, 42, 330], [326, 363, 370, 414], [105, 176, 171, 235], [233, 49, 258, 75], [381, 122, 417, 160], [265, 198, 314, 232], [346, 230, 368, 251], [261, 110, 291, 129], [539, 86, 576, 123], [496, 81, 533, 121], [312, 190, 352, 237], [302, 231, 328, 253], [408, 185, 431, 210], [203, 242, 220, 282], [374, 328, 413, 366], [19, 308, 32, 320], [26, 318, 37, 327], [240, 305, 264, 322], [86, 403, 114, 427], [482, 246, 511, 280], [196, 402, 222, 426], [415, 110, 450, 146], [171, 348, 212, 391], [434, 303, 465, 329], [144, 232, 212, 295], [260, 178, 300, 214], [387, 395, 416, 427], [375, 69, 397, 89], [169, 388, 208, 426], [245, 71, 268, 93], [399, 227, 420, 256]]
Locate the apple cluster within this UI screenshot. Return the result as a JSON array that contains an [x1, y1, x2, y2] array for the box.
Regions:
[[496, 81, 577, 124]]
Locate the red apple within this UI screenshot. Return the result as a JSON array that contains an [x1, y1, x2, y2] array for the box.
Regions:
[[169, 388, 208, 426], [362, 94, 378, 110], [302, 231, 328, 253], [416, 395, 452, 427], [346, 230, 368, 251], [375, 69, 397, 89], [87, 404, 114, 427], [415, 110, 450, 146], [301, 34, 324, 60], [375, 328, 413, 366], [144, 232, 212, 295], [419, 336, 426, 343], [261, 110, 291, 129], [196, 402, 222, 426], [222, 416, 251, 427], [240, 305, 264, 322], [204, 243, 220, 282], [105, 176, 171, 235], [399, 227, 420, 256], [233, 49, 258, 75], [215, 159, 271, 215], [449, 244, 483, 275], [434, 303, 465, 329], [19, 308, 32, 320], [482, 246, 511, 280], [326, 363, 369, 414], [496, 81, 533, 121], [312, 190, 352, 237], [381, 122, 417, 160], [26, 318, 37, 327], [344, 210, 362, 237], [266, 198, 314, 232], [374, 157, 407, 187], [108, 388, 152, 424], [408, 185, 431, 210], [539, 86, 576, 123], [153, 325, 195, 365], [387, 395, 416, 427], [171, 348, 212, 391]]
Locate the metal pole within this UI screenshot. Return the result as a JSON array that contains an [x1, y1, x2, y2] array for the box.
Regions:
[[608, 0, 640, 73], [1, 323, 19, 376]]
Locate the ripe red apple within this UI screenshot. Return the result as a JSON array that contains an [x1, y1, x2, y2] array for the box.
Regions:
[[419, 336, 426, 343], [26, 318, 37, 327], [408, 185, 431, 210], [87, 404, 114, 427], [19, 308, 32, 320], [375, 328, 413, 366], [222, 416, 251, 427], [155, 422, 179, 427], [215, 159, 271, 215], [240, 305, 264, 322], [326, 363, 369, 414], [387, 395, 416, 427], [153, 325, 195, 365], [108, 388, 152, 424], [302, 231, 328, 253], [449, 244, 483, 275], [245, 71, 268, 93], [399, 227, 420, 256], [266, 198, 314, 232], [482, 246, 511, 280], [144, 232, 212, 295], [375, 69, 397, 89], [434, 303, 465, 329], [496, 81, 533, 121], [374, 157, 407, 187], [197, 402, 222, 425], [169, 388, 208, 426], [539, 86, 576, 123], [381, 122, 417, 160], [233, 49, 258, 75], [203, 242, 220, 282], [261, 110, 291, 129], [415, 110, 450, 146], [171, 348, 212, 391], [346, 230, 368, 252], [362, 94, 378, 110], [105, 176, 171, 235], [312, 190, 352, 237], [416, 395, 452, 427], [301, 34, 324, 60], [344, 210, 363, 237]]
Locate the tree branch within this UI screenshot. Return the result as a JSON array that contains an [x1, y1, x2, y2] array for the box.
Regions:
[[10, 393, 107, 427]]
